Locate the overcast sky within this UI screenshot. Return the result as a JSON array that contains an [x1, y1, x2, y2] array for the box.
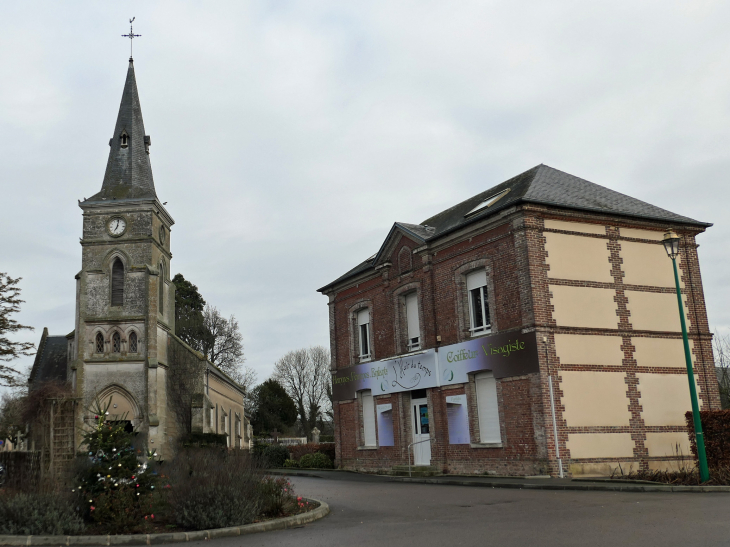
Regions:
[[2, 1, 729, 388]]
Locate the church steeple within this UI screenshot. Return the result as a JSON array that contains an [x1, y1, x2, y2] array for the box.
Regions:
[[86, 59, 156, 202]]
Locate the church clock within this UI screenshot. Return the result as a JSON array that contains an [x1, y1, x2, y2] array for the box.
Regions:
[[107, 216, 127, 237]]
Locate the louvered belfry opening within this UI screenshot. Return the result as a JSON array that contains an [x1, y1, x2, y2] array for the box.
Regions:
[[158, 263, 164, 314], [111, 259, 124, 306]]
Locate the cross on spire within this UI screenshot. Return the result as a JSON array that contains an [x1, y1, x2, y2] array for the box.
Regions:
[[121, 17, 141, 59]]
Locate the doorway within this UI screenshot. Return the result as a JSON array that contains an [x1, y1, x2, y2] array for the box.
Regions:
[[411, 396, 431, 466]]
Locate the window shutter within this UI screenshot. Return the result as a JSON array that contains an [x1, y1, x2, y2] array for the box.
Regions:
[[361, 390, 377, 447], [466, 269, 487, 291], [357, 308, 370, 326], [405, 293, 419, 342], [475, 372, 501, 443], [111, 259, 124, 306]]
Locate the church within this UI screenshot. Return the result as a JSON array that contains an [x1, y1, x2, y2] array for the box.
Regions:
[[27, 57, 250, 472]]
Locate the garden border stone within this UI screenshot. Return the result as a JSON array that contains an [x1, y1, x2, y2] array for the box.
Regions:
[[0, 498, 329, 546]]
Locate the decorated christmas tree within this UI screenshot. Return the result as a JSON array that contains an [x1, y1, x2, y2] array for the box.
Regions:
[[74, 398, 160, 533]]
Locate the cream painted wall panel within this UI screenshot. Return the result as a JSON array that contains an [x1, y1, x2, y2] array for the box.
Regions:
[[626, 291, 687, 332], [566, 433, 635, 458], [544, 220, 606, 235], [550, 286, 618, 329], [645, 432, 691, 458], [620, 228, 665, 241], [633, 338, 695, 368], [560, 371, 630, 426], [554, 334, 624, 366], [637, 373, 702, 426], [621, 241, 680, 288], [544, 233, 613, 282]]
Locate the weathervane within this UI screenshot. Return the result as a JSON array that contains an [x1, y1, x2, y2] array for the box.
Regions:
[[121, 17, 141, 59]]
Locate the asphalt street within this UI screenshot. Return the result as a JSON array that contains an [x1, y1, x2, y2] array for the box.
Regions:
[[189, 473, 730, 547]]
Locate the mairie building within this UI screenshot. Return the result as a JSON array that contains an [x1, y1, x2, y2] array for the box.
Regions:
[[27, 57, 250, 474], [318, 165, 720, 476]]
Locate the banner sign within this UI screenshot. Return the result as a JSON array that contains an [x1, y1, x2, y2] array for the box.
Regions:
[[332, 330, 539, 401], [439, 330, 540, 386], [332, 350, 438, 401]]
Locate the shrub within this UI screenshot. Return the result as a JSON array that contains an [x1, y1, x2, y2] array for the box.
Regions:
[[320, 434, 335, 443], [289, 442, 335, 463], [259, 476, 295, 517], [166, 449, 263, 530], [686, 410, 730, 469], [182, 433, 228, 447], [251, 440, 270, 459], [299, 452, 333, 469], [263, 444, 290, 468], [283, 459, 299, 468], [0, 492, 85, 535]]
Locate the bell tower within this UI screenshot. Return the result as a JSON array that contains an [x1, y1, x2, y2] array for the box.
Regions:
[[71, 57, 175, 456]]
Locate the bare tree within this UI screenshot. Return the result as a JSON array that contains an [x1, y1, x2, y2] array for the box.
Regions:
[[239, 366, 259, 414], [714, 331, 730, 409], [201, 305, 245, 383], [272, 346, 331, 440], [0, 273, 35, 386]]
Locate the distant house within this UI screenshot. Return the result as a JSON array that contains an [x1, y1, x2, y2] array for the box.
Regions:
[[319, 165, 720, 476]]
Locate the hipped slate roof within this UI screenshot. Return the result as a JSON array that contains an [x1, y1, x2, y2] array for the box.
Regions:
[[28, 328, 68, 389], [85, 59, 157, 203], [318, 164, 711, 292]]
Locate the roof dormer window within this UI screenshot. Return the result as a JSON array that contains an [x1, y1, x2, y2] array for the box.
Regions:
[[120, 130, 129, 148], [465, 188, 511, 217]]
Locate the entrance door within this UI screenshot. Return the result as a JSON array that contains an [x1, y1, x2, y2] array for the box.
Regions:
[[411, 398, 431, 465]]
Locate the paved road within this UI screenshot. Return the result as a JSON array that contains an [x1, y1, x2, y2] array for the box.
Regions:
[[190, 473, 730, 547]]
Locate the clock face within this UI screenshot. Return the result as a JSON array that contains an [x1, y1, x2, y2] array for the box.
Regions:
[[108, 217, 127, 236], [159, 225, 166, 244]]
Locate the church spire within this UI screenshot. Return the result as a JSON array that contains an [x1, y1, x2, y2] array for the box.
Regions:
[[87, 58, 156, 202]]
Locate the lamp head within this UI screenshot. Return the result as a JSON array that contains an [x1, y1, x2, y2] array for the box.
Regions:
[[663, 230, 681, 260]]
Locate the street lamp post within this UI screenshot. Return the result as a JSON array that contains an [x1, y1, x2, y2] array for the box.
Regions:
[[662, 230, 710, 483]]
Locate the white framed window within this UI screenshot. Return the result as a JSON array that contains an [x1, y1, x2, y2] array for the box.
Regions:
[[405, 292, 420, 351], [357, 308, 371, 362], [475, 371, 501, 443], [361, 390, 377, 447], [466, 270, 491, 335]]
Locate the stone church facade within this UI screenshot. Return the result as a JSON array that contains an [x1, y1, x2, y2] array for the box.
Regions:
[[28, 58, 250, 464]]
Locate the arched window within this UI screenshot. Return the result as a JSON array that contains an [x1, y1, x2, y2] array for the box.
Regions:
[[158, 262, 165, 315], [95, 332, 104, 354], [129, 332, 138, 353], [112, 332, 121, 353], [120, 131, 129, 148], [111, 259, 124, 306]]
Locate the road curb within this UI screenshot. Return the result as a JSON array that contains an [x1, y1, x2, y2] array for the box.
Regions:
[[0, 498, 329, 546], [388, 477, 730, 493]]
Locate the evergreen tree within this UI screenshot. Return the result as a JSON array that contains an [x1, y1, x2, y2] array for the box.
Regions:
[[250, 379, 298, 435], [75, 398, 159, 533], [172, 274, 207, 350]]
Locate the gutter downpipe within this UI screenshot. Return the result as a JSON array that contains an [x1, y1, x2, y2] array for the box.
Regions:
[[544, 336, 564, 478]]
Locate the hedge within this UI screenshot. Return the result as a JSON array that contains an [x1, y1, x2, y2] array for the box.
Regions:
[[685, 410, 730, 468], [289, 443, 335, 463]]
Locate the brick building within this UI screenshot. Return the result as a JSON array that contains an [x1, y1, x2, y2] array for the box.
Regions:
[[318, 165, 720, 476]]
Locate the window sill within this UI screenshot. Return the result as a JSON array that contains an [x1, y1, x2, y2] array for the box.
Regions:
[[469, 330, 493, 338], [357, 446, 379, 451], [359, 357, 372, 363], [470, 442, 503, 449]]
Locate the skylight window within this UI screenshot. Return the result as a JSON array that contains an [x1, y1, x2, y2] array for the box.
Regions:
[[465, 189, 510, 217]]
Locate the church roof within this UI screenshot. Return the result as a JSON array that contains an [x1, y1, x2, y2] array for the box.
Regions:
[[28, 328, 68, 389], [318, 164, 711, 292], [85, 58, 157, 203]]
